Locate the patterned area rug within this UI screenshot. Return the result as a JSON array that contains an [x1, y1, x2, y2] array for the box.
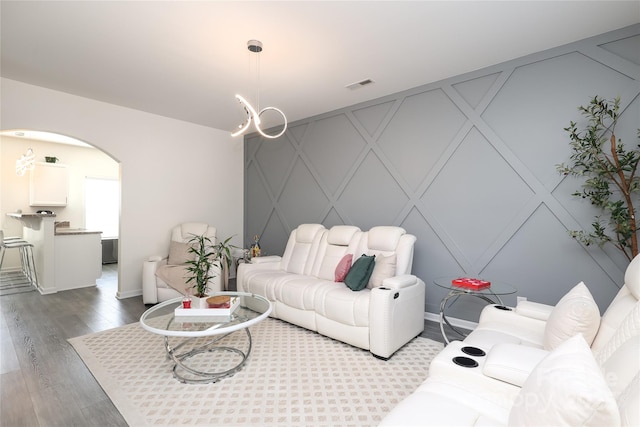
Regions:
[[69, 317, 443, 427]]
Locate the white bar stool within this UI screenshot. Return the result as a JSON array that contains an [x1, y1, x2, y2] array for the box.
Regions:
[[0, 230, 39, 288]]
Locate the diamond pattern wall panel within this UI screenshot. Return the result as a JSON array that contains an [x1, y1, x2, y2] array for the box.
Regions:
[[377, 89, 467, 192], [301, 113, 366, 195], [482, 52, 639, 189], [245, 25, 640, 318], [338, 151, 409, 230], [422, 127, 533, 267]]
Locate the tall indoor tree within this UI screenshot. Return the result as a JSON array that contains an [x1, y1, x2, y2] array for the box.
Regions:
[[558, 96, 640, 261]]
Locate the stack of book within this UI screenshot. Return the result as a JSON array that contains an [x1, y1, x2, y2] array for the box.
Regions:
[[451, 278, 491, 291]]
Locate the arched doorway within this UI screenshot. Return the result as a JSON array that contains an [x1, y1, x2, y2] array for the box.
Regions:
[[0, 129, 121, 296]]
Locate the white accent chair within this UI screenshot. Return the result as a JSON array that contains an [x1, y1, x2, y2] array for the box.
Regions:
[[142, 222, 220, 304]]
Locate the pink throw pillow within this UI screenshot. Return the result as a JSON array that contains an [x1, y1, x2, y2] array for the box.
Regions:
[[334, 254, 353, 282]]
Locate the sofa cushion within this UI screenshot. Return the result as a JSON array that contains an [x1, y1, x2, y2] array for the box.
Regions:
[[314, 284, 371, 327], [344, 254, 376, 291], [544, 281, 601, 350], [281, 224, 325, 275], [167, 240, 194, 265], [508, 334, 620, 426], [276, 276, 334, 311], [367, 254, 396, 289], [367, 226, 405, 252], [335, 254, 352, 282], [327, 225, 360, 246]]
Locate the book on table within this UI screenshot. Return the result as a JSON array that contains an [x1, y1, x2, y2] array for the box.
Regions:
[[451, 277, 491, 291]]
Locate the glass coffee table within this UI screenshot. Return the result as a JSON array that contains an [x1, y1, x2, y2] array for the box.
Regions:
[[433, 277, 517, 344], [140, 291, 271, 384]]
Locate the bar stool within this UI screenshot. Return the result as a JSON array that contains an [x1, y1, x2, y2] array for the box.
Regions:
[[0, 230, 39, 288]]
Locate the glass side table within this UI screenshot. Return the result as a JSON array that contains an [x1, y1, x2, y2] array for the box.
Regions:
[[433, 277, 517, 344]]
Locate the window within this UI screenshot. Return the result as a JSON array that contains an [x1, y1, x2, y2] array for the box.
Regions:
[[85, 177, 119, 239]]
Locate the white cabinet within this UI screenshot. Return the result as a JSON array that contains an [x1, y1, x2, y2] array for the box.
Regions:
[[30, 162, 69, 206]]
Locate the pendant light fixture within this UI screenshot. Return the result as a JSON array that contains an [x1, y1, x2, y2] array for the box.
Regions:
[[231, 40, 287, 139]]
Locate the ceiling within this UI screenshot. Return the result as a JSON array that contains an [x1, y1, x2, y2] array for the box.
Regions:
[[2, 1, 639, 135]]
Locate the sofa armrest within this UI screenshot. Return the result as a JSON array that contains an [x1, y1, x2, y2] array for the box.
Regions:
[[482, 343, 549, 387], [515, 300, 554, 321], [142, 256, 167, 304], [477, 303, 548, 330], [382, 274, 418, 289], [369, 276, 425, 359], [250, 255, 282, 264], [236, 256, 283, 293]]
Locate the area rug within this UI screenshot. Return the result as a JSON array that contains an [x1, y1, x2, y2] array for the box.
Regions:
[[69, 317, 443, 427]]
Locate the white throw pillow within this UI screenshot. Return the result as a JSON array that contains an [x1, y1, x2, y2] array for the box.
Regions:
[[367, 254, 396, 288], [543, 281, 600, 350], [508, 334, 620, 426]]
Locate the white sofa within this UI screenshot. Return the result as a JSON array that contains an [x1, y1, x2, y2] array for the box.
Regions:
[[237, 223, 425, 359], [379, 255, 640, 426], [142, 222, 221, 304]]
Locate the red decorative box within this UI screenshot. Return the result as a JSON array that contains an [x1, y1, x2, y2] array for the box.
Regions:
[[452, 277, 491, 290]]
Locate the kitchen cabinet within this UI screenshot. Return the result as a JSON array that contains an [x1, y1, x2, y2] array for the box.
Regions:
[[30, 162, 69, 206]]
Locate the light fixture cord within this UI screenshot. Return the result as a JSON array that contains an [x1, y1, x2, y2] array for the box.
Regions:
[[254, 48, 260, 112]]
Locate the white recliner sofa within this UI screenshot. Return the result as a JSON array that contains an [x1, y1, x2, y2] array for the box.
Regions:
[[142, 222, 221, 304], [379, 255, 640, 426], [237, 223, 425, 359]]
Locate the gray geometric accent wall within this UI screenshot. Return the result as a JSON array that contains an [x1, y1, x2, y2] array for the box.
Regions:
[[245, 24, 640, 320]]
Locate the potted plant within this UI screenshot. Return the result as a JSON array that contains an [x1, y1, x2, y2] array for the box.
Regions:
[[185, 234, 217, 305], [557, 95, 640, 261], [185, 234, 239, 304]]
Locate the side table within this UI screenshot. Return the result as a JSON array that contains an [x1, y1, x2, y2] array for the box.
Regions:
[[433, 277, 517, 344]]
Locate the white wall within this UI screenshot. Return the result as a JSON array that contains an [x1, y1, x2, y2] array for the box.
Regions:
[[1, 78, 243, 298]]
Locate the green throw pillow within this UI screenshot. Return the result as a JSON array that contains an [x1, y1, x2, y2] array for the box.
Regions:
[[344, 254, 376, 291]]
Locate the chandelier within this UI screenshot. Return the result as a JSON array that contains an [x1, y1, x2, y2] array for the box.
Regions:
[[231, 40, 287, 139]]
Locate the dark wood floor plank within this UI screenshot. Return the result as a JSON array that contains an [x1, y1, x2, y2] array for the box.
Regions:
[[0, 311, 20, 374], [0, 267, 134, 427], [0, 370, 39, 427]]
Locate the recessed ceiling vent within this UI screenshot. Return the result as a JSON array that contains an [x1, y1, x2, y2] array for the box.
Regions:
[[345, 78, 375, 90]]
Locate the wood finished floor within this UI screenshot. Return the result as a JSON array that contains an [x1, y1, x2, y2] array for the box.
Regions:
[[1, 266, 452, 427]]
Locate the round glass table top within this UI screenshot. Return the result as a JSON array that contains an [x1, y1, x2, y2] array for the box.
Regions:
[[140, 291, 272, 338], [433, 277, 517, 295]]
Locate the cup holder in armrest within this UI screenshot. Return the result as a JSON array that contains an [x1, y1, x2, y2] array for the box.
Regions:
[[452, 356, 479, 368], [494, 305, 512, 311], [461, 346, 486, 357]]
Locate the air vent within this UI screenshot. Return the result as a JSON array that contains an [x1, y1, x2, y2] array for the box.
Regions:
[[345, 78, 375, 90]]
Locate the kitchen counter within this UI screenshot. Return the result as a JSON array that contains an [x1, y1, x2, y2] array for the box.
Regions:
[[6, 212, 102, 294], [54, 228, 102, 236], [7, 212, 56, 218]]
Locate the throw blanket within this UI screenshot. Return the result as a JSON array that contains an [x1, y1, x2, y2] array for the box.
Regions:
[[155, 264, 190, 294]]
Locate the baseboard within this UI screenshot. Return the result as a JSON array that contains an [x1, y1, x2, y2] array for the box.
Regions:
[[424, 312, 478, 331], [116, 289, 142, 299]]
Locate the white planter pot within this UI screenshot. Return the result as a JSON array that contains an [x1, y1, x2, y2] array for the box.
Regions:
[[190, 295, 210, 309]]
